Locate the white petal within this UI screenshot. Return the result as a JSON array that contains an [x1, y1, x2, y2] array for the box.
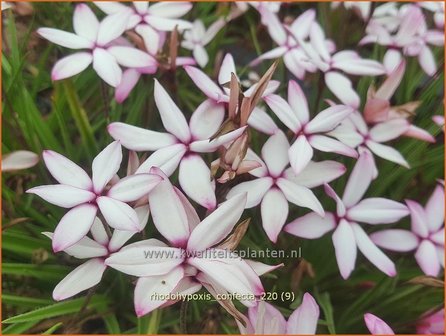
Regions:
[[415, 240, 441, 276], [53, 204, 98, 252], [332, 58, 385, 76], [277, 178, 324, 216], [97, 12, 130, 46], [43, 232, 108, 259], [51, 52, 93, 81], [226, 177, 273, 208], [107, 173, 162, 202], [73, 4, 99, 42], [42, 150, 92, 190], [425, 184, 445, 232], [284, 161, 346, 188], [187, 193, 247, 251], [27, 185, 95, 208], [287, 293, 320, 334], [218, 54, 237, 85], [418, 45, 436, 76], [189, 126, 246, 153], [92, 141, 122, 194], [262, 131, 290, 177], [115, 69, 141, 103], [366, 140, 410, 168], [148, 2, 192, 18], [288, 135, 314, 175], [193, 45, 209, 68], [107, 46, 157, 69], [261, 188, 289, 242], [247, 107, 278, 135], [285, 212, 336, 239], [370, 229, 418, 252], [53, 259, 106, 301], [406, 200, 430, 238], [145, 16, 192, 31], [93, 48, 122, 87], [325, 71, 360, 109], [305, 105, 353, 134], [136, 144, 186, 176], [90, 217, 109, 246], [288, 80, 310, 124], [97, 196, 141, 231], [37, 28, 93, 49], [264, 94, 301, 132], [184, 66, 224, 101], [2, 150, 39, 171], [308, 135, 358, 158], [369, 119, 410, 142], [189, 99, 225, 140], [178, 154, 216, 209], [347, 198, 409, 224], [332, 220, 357, 279]]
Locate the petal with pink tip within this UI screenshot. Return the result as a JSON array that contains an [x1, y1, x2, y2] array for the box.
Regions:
[[366, 140, 410, 168], [324, 183, 346, 217], [284, 161, 346, 188], [52, 204, 98, 252], [370, 229, 418, 252], [308, 135, 358, 158], [107, 122, 176, 151], [416, 240, 441, 276], [53, 258, 106, 301], [287, 293, 320, 334], [51, 52, 93, 81], [184, 66, 224, 101], [134, 266, 184, 317], [288, 80, 310, 124], [96, 11, 130, 45], [369, 119, 409, 142], [42, 232, 108, 259], [37, 28, 93, 49], [406, 200, 429, 238], [178, 154, 216, 210], [42, 150, 92, 190], [247, 107, 278, 135], [115, 69, 141, 103], [135, 144, 187, 176], [97, 196, 141, 231], [348, 198, 409, 224], [364, 313, 395, 335], [277, 178, 324, 216], [189, 126, 247, 153], [27, 185, 95, 208], [261, 188, 288, 243], [187, 193, 247, 251], [154, 79, 191, 143], [107, 173, 162, 202], [189, 99, 225, 140], [2, 150, 39, 172], [425, 184, 445, 232], [248, 301, 287, 334], [305, 105, 353, 134], [352, 223, 396, 276], [73, 4, 99, 42], [226, 177, 273, 208], [264, 94, 301, 132], [218, 54, 237, 85], [332, 220, 357, 279], [93, 48, 122, 87], [288, 135, 313, 175], [325, 71, 360, 109], [285, 212, 336, 239], [92, 141, 122, 194], [262, 131, 290, 177]]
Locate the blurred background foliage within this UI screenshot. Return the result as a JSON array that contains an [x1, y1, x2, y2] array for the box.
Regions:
[[1, 2, 444, 334]]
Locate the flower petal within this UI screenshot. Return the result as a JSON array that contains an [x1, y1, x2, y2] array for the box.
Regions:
[[178, 154, 216, 210], [325, 71, 360, 109], [262, 131, 290, 177], [2, 150, 39, 172], [406, 199, 430, 238], [366, 140, 410, 168], [184, 66, 224, 101], [107, 122, 176, 151], [189, 99, 225, 140], [285, 212, 336, 239], [51, 52, 93, 81], [277, 178, 325, 216], [193, 45, 209, 68], [136, 144, 186, 176], [73, 4, 99, 42], [370, 229, 418, 252], [187, 193, 247, 251], [107, 46, 157, 68], [115, 69, 141, 103], [97, 196, 141, 231], [287, 293, 320, 334], [369, 119, 410, 142], [37, 27, 93, 49], [107, 173, 162, 202], [27, 185, 95, 208], [145, 16, 192, 31], [247, 107, 278, 135], [92, 141, 122, 193], [226, 177, 273, 208], [284, 161, 346, 188], [348, 198, 409, 224], [305, 105, 353, 134], [364, 313, 395, 335], [332, 219, 357, 279], [218, 53, 237, 85], [42, 232, 108, 259], [97, 11, 130, 46], [42, 150, 92, 190], [189, 126, 247, 153], [332, 58, 385, 76], [261, 188, 288, 243], [415, 240, 441, 276], [148, 2, 192, 18], [352, 223, 396, 277], [53, 259, 106, 301], [425, 184, 445, 233], [288, 80, 310, 124], [264, 94, 301, 132], [93, 48, 122, 87], [308, 135, 358, 158], [53, 204, 98, 252], [288, 135, 313, 176]]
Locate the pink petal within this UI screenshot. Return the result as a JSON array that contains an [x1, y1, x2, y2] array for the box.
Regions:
[[37, 27, 93, 49], [375, 60, 406, 100], [107, 173, 162, 202], [342, 149, 376, 207], [148, 168, 190, 247], [262, 131, 290, 177], [288, 80, 310, 124], [284, 161, 346, 188], [366, 140, 410, 168], [178, 154, 216, 210], [105, 240, 184, 276], [42, 150, 92, 190], [370, 229, 418, 252], [107, 46, 157, 68], [425, 184, 445, 232], [73, 4, 99, 42], [308, 135, 358, 158], [92, 48, 122, 87], [287, 293, 320, 334], [51, 52, 93, 81], [364, 313, 395, 335], [261, 188, 289, 242], [416, 240, 441, 276], [97, 196, 141, 231], [406, 199, 430, 238], [277, 178, 324, 216], [324, 71, 360, 109], [27, 185, 95, 208], [332, 220, 357, 279], [184, 66, 224, 101], [189, 99, 225, 140], [107, 122, 176, 151], [351, 222, 396, 276], [96, 11, 130, 46], [92, 141, 122, 194], [154, 79, 191, 143], [218, 53, 237, 85], [2, 150, 39, 171], [285, 212, 336, 239], [135, 144, 187, 176], [53, 204, 98, 252], [115, 69, 141, 103], [247, 107, 279, 135], [226, 177, 273, 208], [53, 258, 106, 301], [264, 94, 301, 132], [134, 266, 185, 317], [187, 193, 247, 251], [348, 198, 409, 224], [148, 2, 192, 18], [305, 105, 353, 134], [288, 135, 313, 175], [404, 125, 435, 143], [369, 119, 410, 142]]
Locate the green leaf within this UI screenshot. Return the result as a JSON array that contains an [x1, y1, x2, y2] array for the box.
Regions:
[[42, 322, 63, 334], [315, 292, 336, 334]]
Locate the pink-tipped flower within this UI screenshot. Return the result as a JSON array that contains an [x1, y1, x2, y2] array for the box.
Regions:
[[37, 4, 157, 87], [2, 150, 39, 172], [265, 80, 357, 175], [364, 313, 395, 334], [27, 141, 162, 252], [181, 19, 226, 68], [104, 168, 274, 317], [94, 2, 192, 55], [184, 53, 279, 135], [416, 309, 444, 334], [285, 149, 409, 279], [371, 183, 444, 277], [44, 206, 150, 301], [227, 130, 348, 242], [433, 115, 445, 128], [109, 80, 246, 210], [238, 293, 319, 334]]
